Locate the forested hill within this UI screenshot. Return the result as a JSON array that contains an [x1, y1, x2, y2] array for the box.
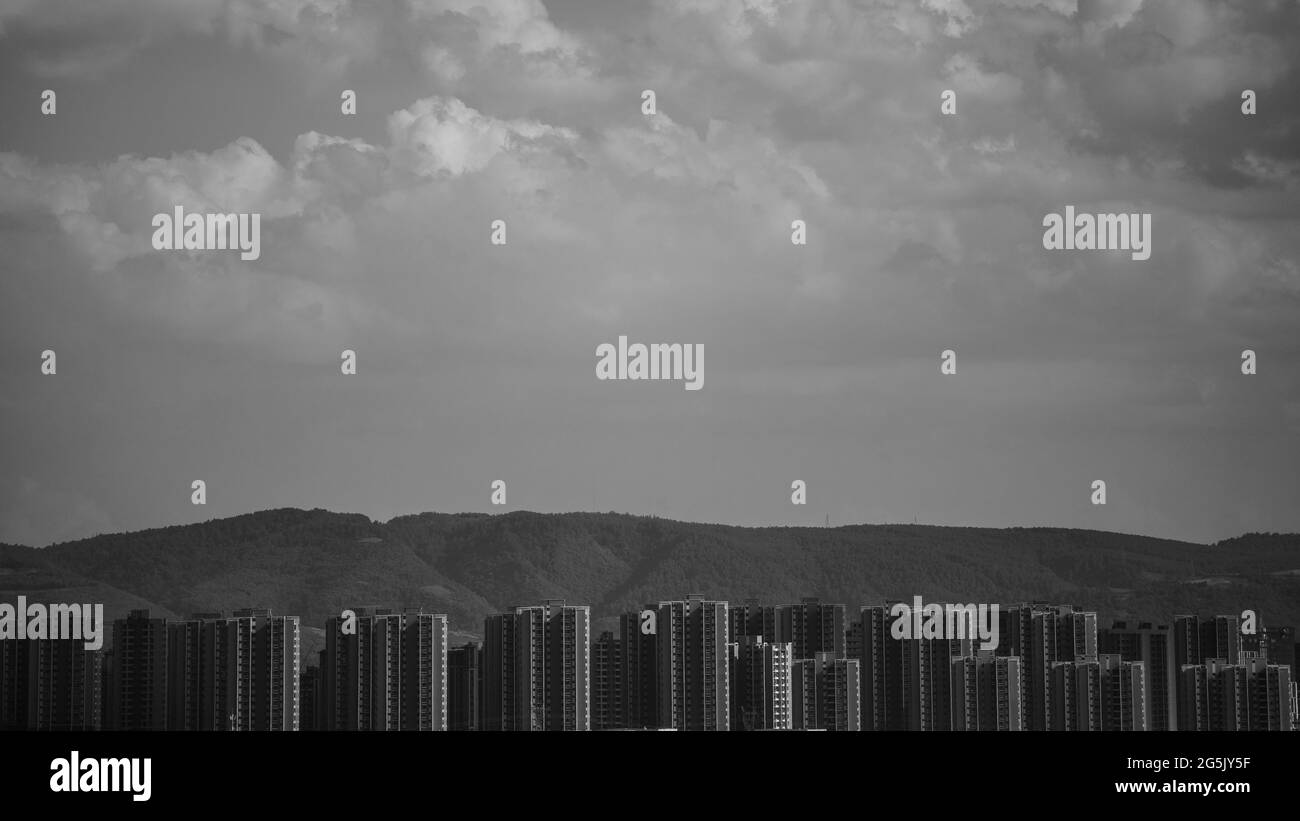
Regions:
[[1, 509, 1296, 648]]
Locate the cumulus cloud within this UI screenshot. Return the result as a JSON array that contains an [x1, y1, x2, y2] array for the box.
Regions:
[[387, 96, 579, 177], [0, 0, 606, 107], [0, 89, 842, 364]]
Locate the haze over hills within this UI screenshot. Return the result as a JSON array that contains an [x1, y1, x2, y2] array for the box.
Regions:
[[1, 508, 1297, 665]]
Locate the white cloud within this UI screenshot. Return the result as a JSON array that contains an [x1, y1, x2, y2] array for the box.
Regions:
[[387, 96, 578, 178]]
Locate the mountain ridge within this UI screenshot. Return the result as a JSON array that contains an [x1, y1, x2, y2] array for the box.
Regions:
[[2, 508, 1296, 665]]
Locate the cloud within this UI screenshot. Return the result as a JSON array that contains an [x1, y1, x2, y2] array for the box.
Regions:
[[386, 96, 578, 178], [0, 131, 394, 357], [0, 0, 382, 76], [0, 0, 606, 107], [1, 1, 1299, 543], [409, 0, 581, 56], [0, 0, 227, 77], [0, 90, 841, 368], [1049, 0, 1300, 187]]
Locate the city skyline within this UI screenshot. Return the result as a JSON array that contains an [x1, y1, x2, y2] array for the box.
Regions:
[[2, 597, 1295, 732]]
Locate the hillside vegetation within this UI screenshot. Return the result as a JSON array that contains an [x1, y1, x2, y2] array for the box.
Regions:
[[2, 509, 1296, 660]]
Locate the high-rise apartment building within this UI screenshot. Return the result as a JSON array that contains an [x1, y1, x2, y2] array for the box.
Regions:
[[858, 603, 906, 731], [322, 608, 447, 731], [1, 639, 103, 731], [1260, 625, 1295, 675], [108, 609, 167, 730], [790, 652, 859, 731], [592, 630, 623, 730], [620, 608, 657, 729], [1101, 621, 1176, 730], [1172, 614, 1202, 668], [166, 609, 300, 731], [1098, 653, 1147, 731], [950, 652, 1021, 731], [400, 611, 447, 731], [1180, 655, 1293, 731], [1050, 658, 1100, 731], [779, 598, 847, 660], [300, 665, 320, 731], [1023, 605, 1097, 731], [447, 642, 481, 731], [1201, 615, 1242, 665], [729, 635, 793, 730], [729, 599, 778, 644], [1050, 653, 1145, 731], [656, 595, 729, 731], [0, 637, 32, 730], [483, 600, 589, 731], [904, 635, 971, 731]]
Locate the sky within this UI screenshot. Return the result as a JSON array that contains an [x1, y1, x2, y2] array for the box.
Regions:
[[0, 0, 1297, 547]]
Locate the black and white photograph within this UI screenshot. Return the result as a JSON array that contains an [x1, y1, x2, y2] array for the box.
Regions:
[[0, 0, 1296, 808]]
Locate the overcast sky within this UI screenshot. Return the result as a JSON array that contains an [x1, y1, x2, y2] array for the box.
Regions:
[[1, 0, 1298, 547]]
